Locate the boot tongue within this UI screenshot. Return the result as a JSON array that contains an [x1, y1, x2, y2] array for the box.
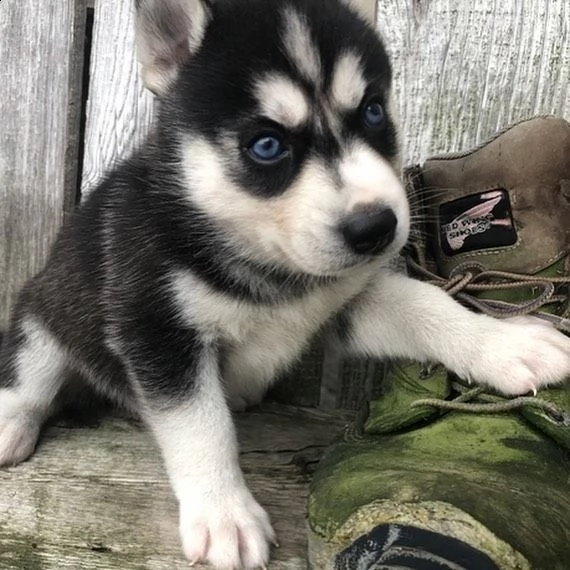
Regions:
[[418, 117, 570, 278]]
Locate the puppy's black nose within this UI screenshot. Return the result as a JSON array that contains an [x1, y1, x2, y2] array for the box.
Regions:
[[341, 207, 398, 255]]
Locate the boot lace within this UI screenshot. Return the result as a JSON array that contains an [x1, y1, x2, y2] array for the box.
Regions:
[[402, 242, 570, 422], [406, 241, 570, 332]]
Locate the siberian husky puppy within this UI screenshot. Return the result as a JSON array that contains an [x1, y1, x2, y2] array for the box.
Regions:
[[1, 0, 569, 567]]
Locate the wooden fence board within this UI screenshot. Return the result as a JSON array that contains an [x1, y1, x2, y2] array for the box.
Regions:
[[377, 0, 570, 164], [0, 0, 87, 328], [80, 0, 155, 196]]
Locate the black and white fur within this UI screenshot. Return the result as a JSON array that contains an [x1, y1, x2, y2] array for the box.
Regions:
[[2, 0, 570, 568]]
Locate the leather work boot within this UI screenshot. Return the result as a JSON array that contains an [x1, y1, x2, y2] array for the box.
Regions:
[[307, 117, 570, 570]]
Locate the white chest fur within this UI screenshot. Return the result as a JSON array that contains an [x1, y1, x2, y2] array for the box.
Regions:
[[170, 269, 372, 407]]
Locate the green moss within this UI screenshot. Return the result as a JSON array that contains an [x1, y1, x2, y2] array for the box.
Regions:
[[309, 412, 570, 570], [365, 361, 450, 434], [519, 384, 570, 450]]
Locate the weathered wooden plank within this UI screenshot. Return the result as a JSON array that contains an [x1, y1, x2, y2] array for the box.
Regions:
[[0, 0, 87, 328], [377, 0, 570, 165], [80, 0, 155, 195], [0, 405, 350, 569]]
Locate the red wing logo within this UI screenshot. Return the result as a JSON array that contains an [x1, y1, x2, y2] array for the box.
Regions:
[[441, 191, 514, 251]]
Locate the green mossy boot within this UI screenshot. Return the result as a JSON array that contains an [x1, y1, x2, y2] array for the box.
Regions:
[[307, 117, 570, 570]]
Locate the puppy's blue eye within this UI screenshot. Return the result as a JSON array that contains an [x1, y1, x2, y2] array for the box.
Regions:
[[363, 100, 385, 128], [248, 135, 286, 163]]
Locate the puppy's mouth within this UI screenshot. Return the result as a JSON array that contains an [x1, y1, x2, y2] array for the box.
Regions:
[[281, 246, 388, 279], [335, 250, 399, 274]]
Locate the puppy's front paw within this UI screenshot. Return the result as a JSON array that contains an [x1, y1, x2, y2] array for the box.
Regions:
[[179, 485, 275, 569], [469, 316, 570, 396], [0, 409, 40, 467]]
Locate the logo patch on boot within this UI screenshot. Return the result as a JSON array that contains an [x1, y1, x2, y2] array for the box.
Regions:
[[439, 189, 517, 256]]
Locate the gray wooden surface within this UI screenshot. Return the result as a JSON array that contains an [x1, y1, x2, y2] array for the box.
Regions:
[[377, 0, 570, 165], [80, 0, 155, 196], [0, 0, 86, 329], [0, 405, 349, 570]]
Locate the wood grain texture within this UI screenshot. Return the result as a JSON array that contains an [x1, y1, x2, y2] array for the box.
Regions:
[[377, 0, 570, 165], [80, 0, 155, 195], [0, 405, 350, 570], [0, 0, 86, 328]]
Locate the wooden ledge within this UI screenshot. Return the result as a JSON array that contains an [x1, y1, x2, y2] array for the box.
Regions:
[[0, 405, 350, 570]]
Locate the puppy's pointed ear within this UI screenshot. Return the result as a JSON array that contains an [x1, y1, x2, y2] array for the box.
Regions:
[[135, 0, 212, 96]]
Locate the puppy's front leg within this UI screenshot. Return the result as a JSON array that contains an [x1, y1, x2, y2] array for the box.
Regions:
[[342, 271, 570, 395], [122, 339, 274, 568]]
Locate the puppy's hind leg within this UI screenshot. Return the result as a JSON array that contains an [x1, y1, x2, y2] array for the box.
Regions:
[[0, 315, 69, 467]]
